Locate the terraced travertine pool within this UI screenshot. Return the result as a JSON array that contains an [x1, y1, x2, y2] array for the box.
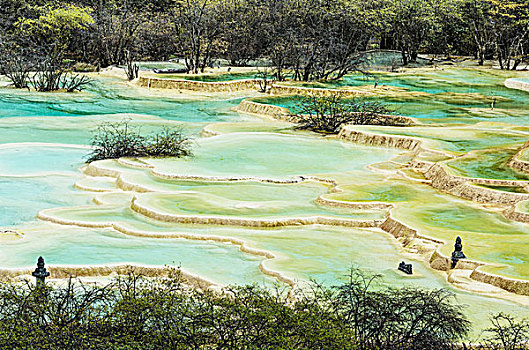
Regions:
[[260, 68, 529, 124], [2, 66, 529, 333]]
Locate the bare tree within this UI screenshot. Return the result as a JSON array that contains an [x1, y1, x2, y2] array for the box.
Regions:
[[290, 93, 403, 134], [171, 0, 223, 74], [0, 42, 33, 89], [124, 50, 139, 80], [255, 66, 274, 93], [483, 313, 529, 350]]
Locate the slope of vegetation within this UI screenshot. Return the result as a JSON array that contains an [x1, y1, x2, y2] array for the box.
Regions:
[[0, 269, 527, 349], [1, 0, 529, 90]]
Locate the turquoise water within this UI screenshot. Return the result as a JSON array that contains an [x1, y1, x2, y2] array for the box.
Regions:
[[262, 93, 529, 125], [0, 225, 270, 286], [0, 145, 91, 227], [295, 69, 519, 94], [134, 61, 186, 71], [0, 77, 244, 122], [144, 133, 399, 180], [2, 67, 529, 331], [0, 176, 89, 227], [446, 148, 529, 180], [0, 145, 86, 176], [264, 68, 529, 124]]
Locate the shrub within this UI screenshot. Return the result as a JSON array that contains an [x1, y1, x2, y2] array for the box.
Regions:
[[483, 313, 529, 350], [290, 93, 406, 134], [255, 67, 274, 93], [0, 38, 92, 92], [145, 127, 194, 158], [29, 58, 92, 92], [0, 41, 33, 89], [305, 268, 471, 350], [0, 267, 526, 349], [86, 120, 193, 163]]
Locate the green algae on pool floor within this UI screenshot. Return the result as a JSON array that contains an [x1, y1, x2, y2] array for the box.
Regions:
[[287, 67, 528, 94], [69, 143, 529, 282], [341, 123, 529, 155], [444, 147, 529, 181], [390, 184, 529, 280], [258, 67, 529, 124], [320, 174, 529, 281], [338, 123, 529, 182]]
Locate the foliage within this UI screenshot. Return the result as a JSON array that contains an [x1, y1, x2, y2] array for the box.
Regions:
[[0, 268, 485, 349], [0, 41, 33, 89], [16, 4, 94, 34], [3, 0, 529, 80], [383, 0, 437, 65], [170, 0, 224, 74], [307, 269, 471, 349], [482, 313, 529, 350], [86, 120, 193, 163], [291, 93, 404, 134], [488, 0, 529, 70], [1, 4, 95, 92], [0, 38, 92, 92], [86, 0, 145, 67], [29, 58, 92, 92], [0, 0, 32, 35], [16, 4, 94, 55]]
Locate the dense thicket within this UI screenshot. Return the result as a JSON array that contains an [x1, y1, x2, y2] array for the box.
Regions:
[[0, 269, 527, 349], [1, 0, 529, 85]]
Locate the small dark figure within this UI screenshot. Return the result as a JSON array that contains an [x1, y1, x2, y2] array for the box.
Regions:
[[398, 261, 413, 275], [374, 80, 378, 88], [227, 67, 232, 72], [32, 256, 50, 286], [451, 236, 466, 269]]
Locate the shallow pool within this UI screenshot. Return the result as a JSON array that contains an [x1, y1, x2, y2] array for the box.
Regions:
[[2, 67, 529, 333]]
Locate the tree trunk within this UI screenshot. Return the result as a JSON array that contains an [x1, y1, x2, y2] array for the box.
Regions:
[[477, 46, 485, 66], [497, 49, 505, 70], [401, 49, 408, 66], [410, 51, 418, 63]]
